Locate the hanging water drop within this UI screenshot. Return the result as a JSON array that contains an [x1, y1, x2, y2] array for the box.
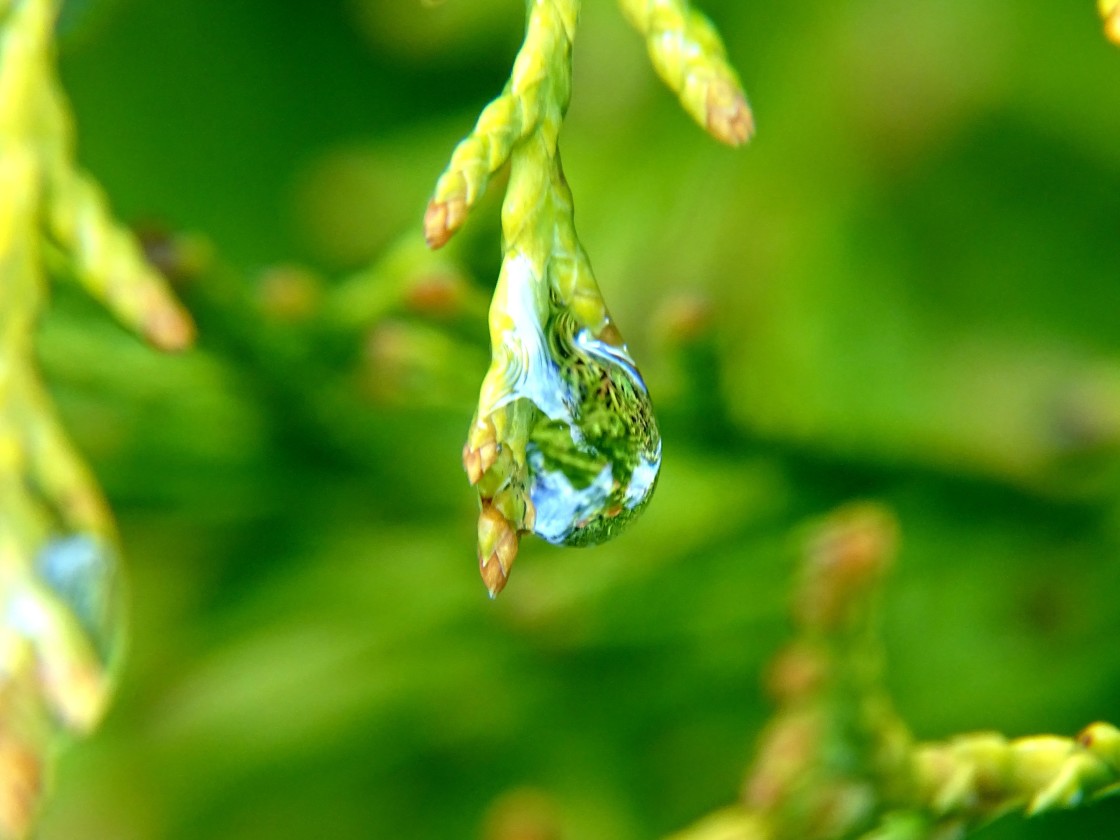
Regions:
[[523, 312, 661, 547], [36, 534, 122, 665], [464, 253, 662, 594]]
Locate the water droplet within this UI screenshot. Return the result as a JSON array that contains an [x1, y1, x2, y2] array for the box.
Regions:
[[518, 309, 661, 547], [466, 256, 662, 592], [36, 534, 121, 664]]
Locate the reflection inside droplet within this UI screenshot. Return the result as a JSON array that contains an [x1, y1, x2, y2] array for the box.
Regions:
[[36, 535, 121, 664], [517, 310, 662, 547]]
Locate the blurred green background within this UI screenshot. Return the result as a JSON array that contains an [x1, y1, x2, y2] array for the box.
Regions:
[[32, 0, 1120, 837]]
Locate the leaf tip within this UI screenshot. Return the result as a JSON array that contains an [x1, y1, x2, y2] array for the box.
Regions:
[[707, 80, 754, 147], [478, 503, 518, 597], [424, 196, 467, 249], [144, 301, 196, 352]]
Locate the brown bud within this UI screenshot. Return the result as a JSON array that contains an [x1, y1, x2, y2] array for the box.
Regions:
[[463, 443, 482, 486], [706, 80, 755, 147], [405, 271, 467, 318], [463, 442, 499, 487], [144, 299, 196, 352], [464, 417, 500, 484], [423, 196, 468, 249], [478, 504, 519, 597]]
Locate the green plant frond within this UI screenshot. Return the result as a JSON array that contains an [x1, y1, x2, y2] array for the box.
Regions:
[[0, 0, 193, 834], [617, 0, 753, 145]]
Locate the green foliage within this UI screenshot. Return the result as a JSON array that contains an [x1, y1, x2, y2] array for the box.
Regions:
[[0, 1, 1115, 838], [674, 506, 1120, 839]]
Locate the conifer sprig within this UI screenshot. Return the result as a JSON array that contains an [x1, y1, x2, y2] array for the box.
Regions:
[[617, 0, 753, 145], [423, 0, 578, 250], [673, 505, 1120, 840], [426, 0, 746, 595], [459, 0, 602, 597], [0, 1, 194, 834]]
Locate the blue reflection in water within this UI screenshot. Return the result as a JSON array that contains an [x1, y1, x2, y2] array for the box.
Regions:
[[36, 535, 119, 662], [522, 325, 662, 547]]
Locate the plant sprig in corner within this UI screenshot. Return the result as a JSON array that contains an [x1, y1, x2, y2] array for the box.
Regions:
[[672, 505, 1120, 840], [0, 0, 193, 835]]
